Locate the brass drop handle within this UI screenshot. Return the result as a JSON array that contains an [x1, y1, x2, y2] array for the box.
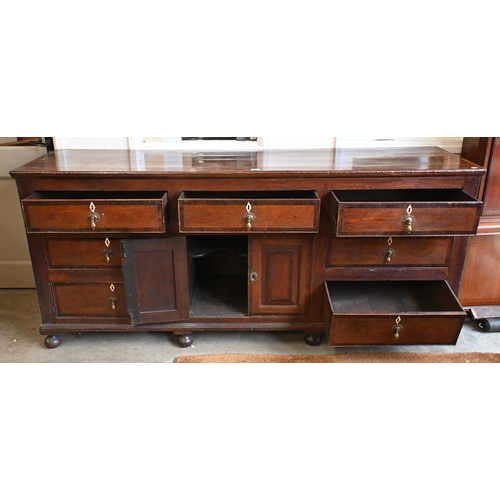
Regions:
[[384, 237, 394, 263], [87, 201, 100, 230], [103, 237, 113, 263], [109, 284, 117, 310], [393, 316, 403, 339], [243, 202, 256, 229], [384, 248, 394, 263], [401, 204, 415, 233]]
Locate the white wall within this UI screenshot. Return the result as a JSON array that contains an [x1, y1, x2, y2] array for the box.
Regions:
[[0, 146, 47, 287], [260, 137, 336, 149], [54, 137, 129, 149]]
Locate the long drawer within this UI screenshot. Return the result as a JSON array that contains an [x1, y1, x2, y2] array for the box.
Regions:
[[44, 237, 123, 269], [325, 235, 453, 268], [178, 191, 320, 233], [323, 280, 466, 346], [22, 191, 168, 233], [51, 282, 128, 319], [329, 189, 482, 236]]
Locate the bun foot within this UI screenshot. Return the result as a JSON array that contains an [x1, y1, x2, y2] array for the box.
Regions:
[[177, 334, 194, 348], [304, 333, 322, 346], [44, 335, 62, 349]]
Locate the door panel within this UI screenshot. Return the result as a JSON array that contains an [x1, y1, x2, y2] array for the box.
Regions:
[[121, 237, 189, 324], [249, 235, 312, 316]]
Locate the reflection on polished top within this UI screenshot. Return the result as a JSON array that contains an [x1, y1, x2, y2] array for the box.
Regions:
[[10, 147, 483, 177]]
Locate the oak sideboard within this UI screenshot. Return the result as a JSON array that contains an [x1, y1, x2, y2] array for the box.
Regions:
[[10, 147, 484, 349]]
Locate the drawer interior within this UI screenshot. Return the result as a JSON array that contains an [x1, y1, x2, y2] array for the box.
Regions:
[[332, 189, 477, 203], [25, 191, 167, 201], [326, 280, 464, 314], [180, 190, 318, 200]]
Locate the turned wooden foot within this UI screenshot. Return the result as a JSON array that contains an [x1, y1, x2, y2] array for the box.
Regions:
[[304, 333, 323, 346], [177, 334, 194, 348], [44, 335, 62, 349]]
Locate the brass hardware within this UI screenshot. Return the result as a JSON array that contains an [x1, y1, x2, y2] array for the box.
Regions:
[[249, 270, 258, 283], [384, 236, 394, 263], [401, 204, 415, 233], [103, 237, 113, 263], [393, 316, 403, 339], [384, 248, 394, 263], [87, 201, 100, 230], [243, 202, 256, 229], [109, 284, 117, 310]]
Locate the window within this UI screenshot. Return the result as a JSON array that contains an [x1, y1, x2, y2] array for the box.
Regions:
[[129, 137, 263, 151], [334, 137, 463, 153]]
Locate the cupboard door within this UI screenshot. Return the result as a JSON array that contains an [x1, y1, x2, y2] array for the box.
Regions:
[[248, 235, 312, 316], [121, 237, 189, 324]]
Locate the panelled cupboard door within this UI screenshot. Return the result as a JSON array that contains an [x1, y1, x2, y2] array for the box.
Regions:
[[248, 235, 312, 316], [120, 237, 189, 324]]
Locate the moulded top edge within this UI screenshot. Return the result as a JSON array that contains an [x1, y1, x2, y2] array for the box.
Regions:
[[9, 147, 486, 177]]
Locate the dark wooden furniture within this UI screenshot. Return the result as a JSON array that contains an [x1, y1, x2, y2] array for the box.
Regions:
[[459, 138, 500, 313], [10, 147, 484, 349]]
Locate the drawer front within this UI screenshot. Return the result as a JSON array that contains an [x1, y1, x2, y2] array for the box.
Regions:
[[44, 237, 123, 269], [52, 282, 128, 318], [326, 236, 453, 268], [325, 315, 465, 346], [178, 191, 320, 233], [329, 189, 482, 236], [22, 192, 168, 233], [323, 281, 466, 346]]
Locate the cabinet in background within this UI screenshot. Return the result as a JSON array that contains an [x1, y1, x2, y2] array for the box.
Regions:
[[460, 138, 500, 309]]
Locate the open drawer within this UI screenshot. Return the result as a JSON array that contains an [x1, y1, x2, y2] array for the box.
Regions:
[[178, 191, 320, 233], [328, 189, 482, 236], [322, 280, 466, 346], [22, 191, 168, 233]]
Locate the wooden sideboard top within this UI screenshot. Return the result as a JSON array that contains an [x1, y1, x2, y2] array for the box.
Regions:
[[10, 147, 484, 179]]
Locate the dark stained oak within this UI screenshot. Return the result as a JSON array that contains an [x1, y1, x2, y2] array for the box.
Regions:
[[9, 147, 484, 177], [323, 281, 466, 346], [248, 235, 312, 316], [9, 147, 485, 348], [121, 237, 190, 325]]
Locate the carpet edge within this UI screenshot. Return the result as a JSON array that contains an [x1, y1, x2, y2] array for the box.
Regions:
[[173, 352, 500, 363]]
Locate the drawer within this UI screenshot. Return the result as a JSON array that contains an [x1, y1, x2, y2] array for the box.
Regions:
[[52, 282, 127, 318], [323, 281, 466, 346], [22, 191, 168, 233], [329, 189, 482, 236], [44, 237, 122, 269], [325, 236, 453, 268], [178, 191, 320, 233]]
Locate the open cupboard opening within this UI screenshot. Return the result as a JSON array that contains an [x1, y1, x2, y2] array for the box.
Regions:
[[188, 236, 248, 318]]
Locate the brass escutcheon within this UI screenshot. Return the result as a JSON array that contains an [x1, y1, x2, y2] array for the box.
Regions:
[[243, 202, 256, 229], [249, 270, 258, 283], [393, 316, 403, 339], [401, 204, 415, 233], [384, 236, 394, 263], [87, 201, 100, 230], [103, 237, 113, 263], [109, 284, 117, 310]]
